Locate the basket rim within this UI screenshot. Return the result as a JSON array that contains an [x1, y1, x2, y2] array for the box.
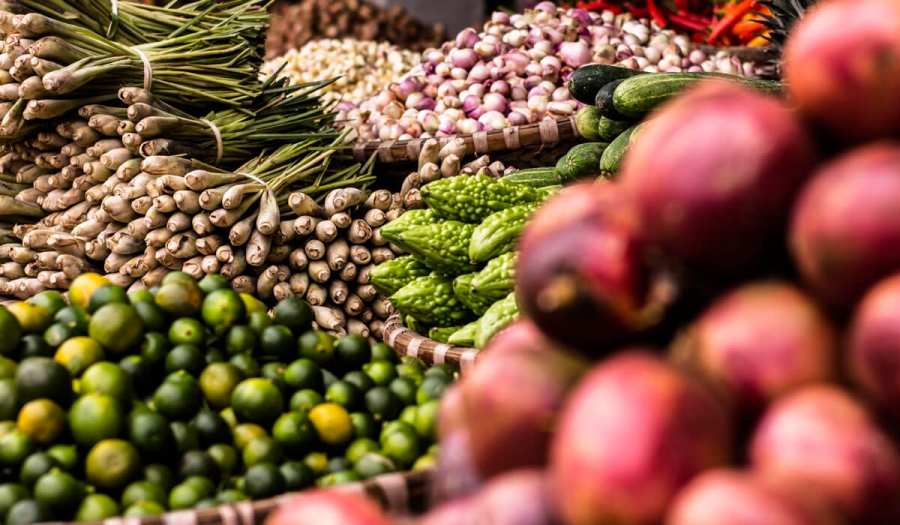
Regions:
[[382, 312, 481, 374]]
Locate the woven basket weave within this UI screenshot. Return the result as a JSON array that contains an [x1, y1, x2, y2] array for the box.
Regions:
[[43, 469, 433, 525], [383, 313, 481, 374]]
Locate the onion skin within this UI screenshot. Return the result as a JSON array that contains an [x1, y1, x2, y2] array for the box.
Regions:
[[848, 273, 900, 417], [749, 385, 900, 524], [549, 350, 733, 525], [670, 281, 838, 413], [666, 469, 846, 525], [460, 327, 588, 478], [263, 490, 392, 525], [789, 142, 900, 312], [784, 0, 900, 145], [620, 81, 817, 281]]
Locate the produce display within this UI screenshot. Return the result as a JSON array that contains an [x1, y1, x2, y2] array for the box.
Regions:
[[261, 39, 423, 105], [0, 273, 452, 523], [336, 2, 762, 142]]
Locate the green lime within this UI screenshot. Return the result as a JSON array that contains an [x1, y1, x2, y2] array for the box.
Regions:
[[412, 454, 436, 470], [221, 407, 238, 428], [128, 411, 173, 454], [124, 500, 166, 517], [19, 452, 59, 488], [259, 325, 295, 362], [43, 322, 78, 349], [240, 293, 266, 316], [134, 301, 168, 334], [415, 399, 439, 440], [224, 325, 258, 356], [308, 403, 353, 447], [118, 355, 155, 396], [289, 389, 324, 413], [364, 360, 399, 387], [87, 283, 129, 314], [15, 357, 72, 407], [68, 394, 124, 448], [284, 358, 323, 392], [302, 451, 328, 477], [343, 370, 375, 393], [273, 298, 314, 334], [242, 462, 286, 500], [121, 480, 168, 508], [242, 436, 283, 467], [34, 469, 85, 510], [16, 335, 54, 360], [88, 303, 144, 355], [334, 335, 371, 373], [354, 452, 396, 479], [28, 291, 66, 318], [326, 456, 352, 474], [198, 274, 229, 294], [165, 344, 205, 376], [424, 364, 456, 380], [247, 311, 273, 335], [201, 289, 246, 332], [297, 330, 335, 365], [54, 336, 105, 378], [205, 349, 225, 364], [229, 354, 260, 379], [389, 377, 418, 407], [128, 289, 155, 305], [399, 405, 418, 426], [199, 362, 244, 410], [231, 378, 284, 426], [170, 421, 201, 454], [261, 362, 290, 397], [0, 484, 29, 521], [168, 318, 206, 347], [5, 499, 54, 525], [80, 362, 132, 406], [322, 368, 339, 389], [0, 356, 16, 380], [350, 412, 380, 441], [325, 380, 363, 411], [216, 489, 250, 504], [280, 461, 315, 492], [0, 379, 15, 421], [179, 450, 221, 484], [365, 386, 403, 422], [232, 423, 267, 450], [17, 399, 66, 445], [6, 302, 52, 335], [0, 307, 22, 356], [316, 470, 360, 487], [168, 481, 207, 511], [85, 439, 141, 491], [381, 424, 422, 469], [142, 464, 176, 493], [183, 475, 216, 498], [396, 363, 426, 380], [207, 444, 239, 477], [75, 493, 121, 521], [0, 420, 16, 439], [194, 497, 218, 509], [53, 306, 90, 337], [46, 445, 78, 472], [191, 410, 231, 448], [345, 438, 380, 465], [272, 412, 317, 455], [140, 332, 170, 366], [417, 375, 452, 405], [154, 279, 203, 319], [370, 342, 398, 363], [153, 372, 203, 421]]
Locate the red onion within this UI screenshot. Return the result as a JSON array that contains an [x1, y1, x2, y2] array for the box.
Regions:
[[335, 101, 355, 112], [490, 80, 510, 96], [559, 41, 591, 67], [492, 10, 511, 24], [534, 40, 555, 56], [437, 82, 456, 98], [511, 85, 527, 100], [479, 110, 507, 130], [568, 8, 594, 26], [535, 1, 556, 12], [450, 48, 477, 69], [468, 64, 491, 83], [527, 86, 547, 99], [483, 92, 509, 113], [450, 67, 468, 80], [456, 28, 479, 49], [435, 62, 451, 77], [508, 110, 528, 126], [390, 77, 422, 101], [461, 94, 481, 114], [417, 97, 435, 111], [543, 27, 564, 45], [474, 41, 497, 59]]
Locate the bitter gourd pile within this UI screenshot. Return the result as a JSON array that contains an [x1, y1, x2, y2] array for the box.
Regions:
[[371, 175, 546, 349]]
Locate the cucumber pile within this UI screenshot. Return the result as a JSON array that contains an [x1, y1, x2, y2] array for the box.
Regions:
[[564, 64, 784, 178], [0, 273, 451, 523]]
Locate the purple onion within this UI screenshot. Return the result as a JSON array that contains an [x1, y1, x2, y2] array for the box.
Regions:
[[467, 106, 486, 119], [490, 80, 510, 96], [468, 83, 486, 99], [507, 110, 528, 126], [438, 118, 458, 135], [491, 11, 510, 24], [468, 63, 491, 83], [417, 97, 436, 111], [462, 94, 481, 114], [474, 41, 497, 59], [335, 101, 356, 112], [528, 86, 548, 99], [568, 8, 593, 26], [543, 27, 563, 45], [451, 67, 468, 80], [437, 82, 457, 98], [524, 75, 543, 89], [456, 28, 480, 49], [511, 85, 528, 101], [534, 1, 557, 12], [534, 40, 554, 56], [450, 48, 478, 69], [559, 41, 591, 67], [483, 92, 509, 113], [551, 86, 569, 102]]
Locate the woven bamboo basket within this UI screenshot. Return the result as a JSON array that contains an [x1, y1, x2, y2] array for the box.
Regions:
[[382, 312, 482, 373], [43, 469, 433, 525]]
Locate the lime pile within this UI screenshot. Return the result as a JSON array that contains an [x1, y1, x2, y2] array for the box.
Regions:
[[0, 273, 452, 523]]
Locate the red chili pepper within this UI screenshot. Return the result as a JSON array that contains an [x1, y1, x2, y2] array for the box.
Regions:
[[646, 0, 669, 27], [668, 13, 710, 32], [707, 0, 757, 44], [675, 10, 712, 25], [576, 0, 622, 13]]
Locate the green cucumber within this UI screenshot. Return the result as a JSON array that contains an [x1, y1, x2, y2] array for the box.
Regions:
[[600, 122, 649, 174], [557, 142, 609, 183], [612, 72, 784, 118], [567, 64, 648, 104], [501, 167, 559, 188], [575, 106, 602, 140], [597, 117, 636, 142], [595, 79, 629, 120]]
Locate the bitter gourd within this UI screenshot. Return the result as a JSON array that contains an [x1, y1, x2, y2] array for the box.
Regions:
[[474, 292, 520, 349], [420, 175, 542, 223], [469, 203, 538, 263], [429, 325, 463, 344], [397, 221, 478, 274], [390, 273, 475, 327], [380, 209, 441, 252], [470, 251, 517, 303], [453, 272, 494, 316], [447, 320, 478, 347], [370, 256, 432, 296]]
